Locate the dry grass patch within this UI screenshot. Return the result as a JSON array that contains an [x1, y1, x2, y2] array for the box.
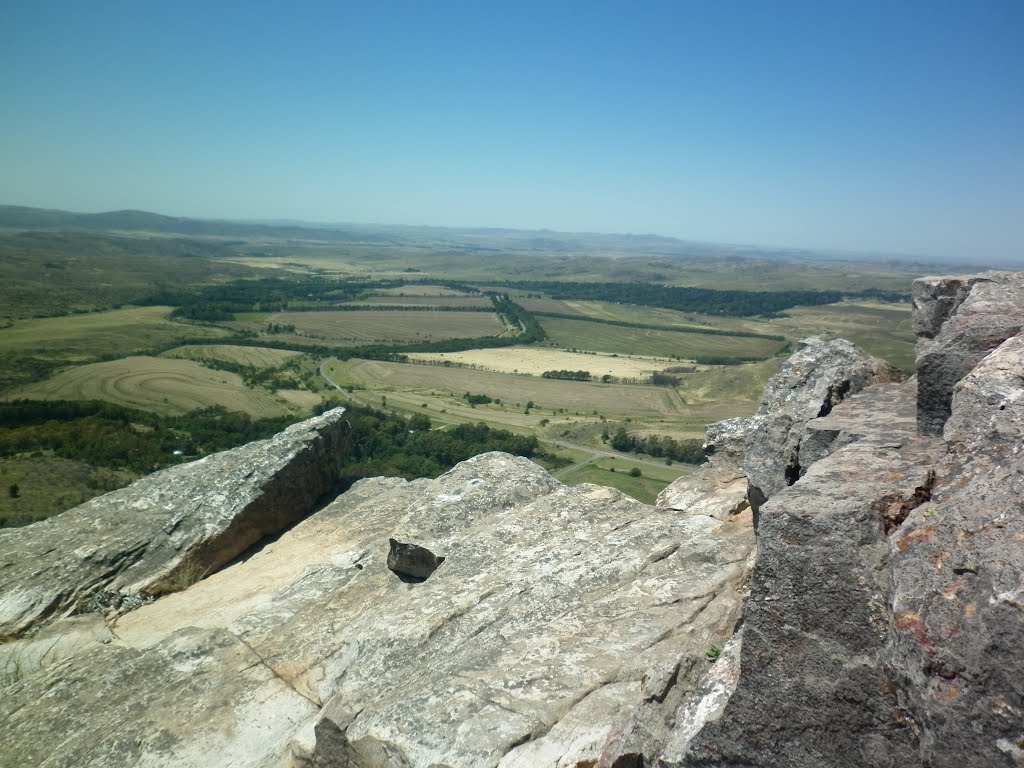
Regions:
[[406, 347, 676, 378]]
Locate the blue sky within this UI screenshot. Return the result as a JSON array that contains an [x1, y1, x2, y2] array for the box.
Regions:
[[2, 1, 1022, 261]]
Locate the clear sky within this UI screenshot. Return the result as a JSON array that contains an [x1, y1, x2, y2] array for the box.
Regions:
[[2, 1, 1022, 261]]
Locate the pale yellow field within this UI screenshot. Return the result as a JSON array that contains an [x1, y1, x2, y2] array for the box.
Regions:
[[406, 347, 679, 378], [162, 344, 301, 368], [9, 356, 291, 417]]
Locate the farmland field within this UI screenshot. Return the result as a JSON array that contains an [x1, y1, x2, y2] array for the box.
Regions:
[[8, 356, 292, 417], [0, 307, 231, 362], [162, 344, 302, 368], [266, 310, 506, 345], [406, 347, 679, 378], [334, 359, 687, 418], [538, 317, 786, 359]]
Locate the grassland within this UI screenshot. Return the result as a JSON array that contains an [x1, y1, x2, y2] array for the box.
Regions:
[[375, 284, 478, 297], [538, 316, 786, 359], [0, 307, 235, 392], [161, 344, 302, 368], [324, 357, 768, 440], [264, 310, 507, 346], [8, 356, 293, 417], [0, 456, 135, 528], [557, 458, 693, 505]]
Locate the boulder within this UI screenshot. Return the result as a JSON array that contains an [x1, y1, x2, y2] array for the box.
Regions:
[[0, 452, 755, 768], [0, 407, 350, 639], [914, 272, 1024, 435]]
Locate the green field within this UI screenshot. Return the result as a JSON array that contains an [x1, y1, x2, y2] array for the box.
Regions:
[[539, 316, 786, 359], [0, 456, 135, 528], [9, 356, 293, 417], [162, 344, 302, 368], [558, 458, 693, 505], [265, 310, 507, 346]]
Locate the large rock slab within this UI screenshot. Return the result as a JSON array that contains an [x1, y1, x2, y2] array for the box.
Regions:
[[914, 272, 1024, 435], [0, 407, 350, 639], [0, 452, 755, 768]]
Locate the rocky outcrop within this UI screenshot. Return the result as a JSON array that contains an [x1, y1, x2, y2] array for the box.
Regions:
[[0, 407, 350, 639], [3, 271, 1023, 768], [0, 452, 755, 768], [914, 271, 1024, 435], [675, 273, 1024, 767]]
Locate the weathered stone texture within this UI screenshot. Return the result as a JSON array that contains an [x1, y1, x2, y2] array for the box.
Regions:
[[740, 337, 902, 510], [1, 452, 755, 768], [0, 407, 350, 639], [914, 271, 1024, 435], [683, 399, 942, 767]]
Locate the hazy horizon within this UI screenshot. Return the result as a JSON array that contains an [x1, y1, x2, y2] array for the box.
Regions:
[[3, 1, 1022, 263]]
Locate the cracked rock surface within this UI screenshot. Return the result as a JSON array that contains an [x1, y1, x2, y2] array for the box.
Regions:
[[0, 452, 754, 768]]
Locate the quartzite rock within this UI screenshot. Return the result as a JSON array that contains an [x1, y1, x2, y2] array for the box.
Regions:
[[887, 333, 1024, 768], [683, 408, 943, 767], [740, 337, 901, 511], [0, 452, 755, 768], [914, 272, 1024, 435], [0, 407, 350, 639]]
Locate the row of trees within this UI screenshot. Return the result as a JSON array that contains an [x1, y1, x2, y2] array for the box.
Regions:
[[541, 370, 592, 381], [607, 426, 706, 464]]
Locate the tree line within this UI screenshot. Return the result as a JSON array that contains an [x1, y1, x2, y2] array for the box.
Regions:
[[608, 426, 706, 464]]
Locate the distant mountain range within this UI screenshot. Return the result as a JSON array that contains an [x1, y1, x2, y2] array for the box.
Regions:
[[0, 204, 993, 267]]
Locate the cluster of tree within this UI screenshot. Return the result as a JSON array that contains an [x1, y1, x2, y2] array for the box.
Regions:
[[498, 281, 886, 318], [315, 401, 558, 486], [265, 322, 296, 334], [541, 370, 592, 381], [463, 392, 494, 405], [0, 400, 296, 473], [171, 304, 236, 322], [489, 294, 547, 343], [608, 426, 706, 464], [692, 355, 773, 366], [649, 372, 680, 387]]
